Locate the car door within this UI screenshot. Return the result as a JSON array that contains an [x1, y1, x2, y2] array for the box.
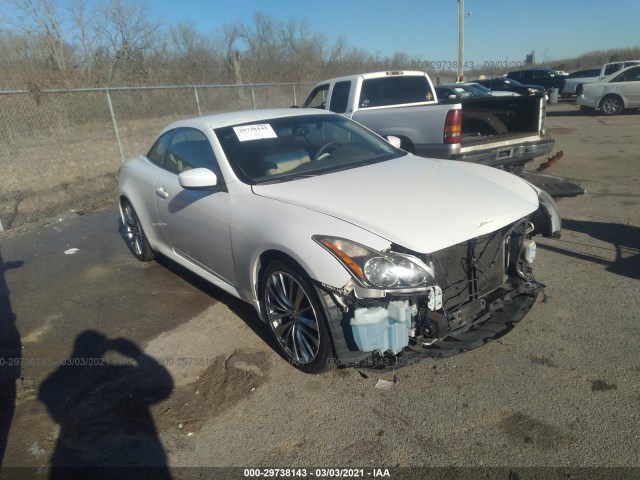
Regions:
[[614, 67, 640, 106], [153, 127, 236, 285]]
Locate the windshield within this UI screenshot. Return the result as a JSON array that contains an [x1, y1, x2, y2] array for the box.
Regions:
[[437, 85, 486, 99], [215, 114, 404, 185], [465, 83, 491, 94]]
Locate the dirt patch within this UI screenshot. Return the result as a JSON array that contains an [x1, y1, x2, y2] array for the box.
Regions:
[[1, 171, 118, 230], [590, 379, 618, 392], [498, 412, 570, 450], [530, 354, 558, 368], [154, 350, 270, 434]]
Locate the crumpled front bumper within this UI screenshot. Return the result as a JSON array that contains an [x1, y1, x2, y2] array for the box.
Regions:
[[316, 281, 541, 370]]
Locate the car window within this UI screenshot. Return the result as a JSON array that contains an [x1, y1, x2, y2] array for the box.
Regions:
[[435, 87, 454, 98], [604, 61, 640, 77], [303, 84, 329, 109], [215, 114, 403, 185], [621, 67, 640, 82], [147, 131, 173, 167], [359, 75, 434, 108], [164, 128, 221, 176], [571, 69, 599, 78], [329, 81, 351, 113]]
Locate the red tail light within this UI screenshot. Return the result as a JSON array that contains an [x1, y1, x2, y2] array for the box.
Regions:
[[443, 109, 462, 145]]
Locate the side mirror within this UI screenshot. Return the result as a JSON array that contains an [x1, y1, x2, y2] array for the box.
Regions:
[[448, 94, 457, 100], [386, 135, 402, 148], [178, 168, 218, 189]]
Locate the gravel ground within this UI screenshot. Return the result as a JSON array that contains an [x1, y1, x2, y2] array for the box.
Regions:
[[1, 101, 638, 478]]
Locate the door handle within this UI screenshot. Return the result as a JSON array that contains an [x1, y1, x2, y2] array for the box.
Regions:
[[155, 186, 169, 199]]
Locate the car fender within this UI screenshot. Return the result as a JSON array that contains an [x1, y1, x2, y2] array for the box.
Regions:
[[228, 183, 392, 309]]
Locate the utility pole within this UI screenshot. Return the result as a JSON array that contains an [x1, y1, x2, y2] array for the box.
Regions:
[[457, 0, 464, 82]]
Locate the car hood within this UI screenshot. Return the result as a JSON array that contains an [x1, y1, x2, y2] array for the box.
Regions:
[[252, 155, 539, 253]]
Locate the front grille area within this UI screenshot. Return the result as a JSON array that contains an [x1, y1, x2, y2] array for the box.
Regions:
[[431, 228, 507, 311]]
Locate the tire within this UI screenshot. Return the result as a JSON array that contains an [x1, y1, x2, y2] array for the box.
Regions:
[[260, 260, 332, 373], [600, 95, 624, 116], [121, 200, 155, 261], [399, 138, 416, 154]]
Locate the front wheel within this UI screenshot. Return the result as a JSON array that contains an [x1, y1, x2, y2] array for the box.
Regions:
[[121, 200, 155, 261], [260, 261, 332, 373], [600, 95, 624, 116]]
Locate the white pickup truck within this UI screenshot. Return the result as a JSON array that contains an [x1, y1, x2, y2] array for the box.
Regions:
[[303, 70, 554, 172], [302, 70, 584, 197]]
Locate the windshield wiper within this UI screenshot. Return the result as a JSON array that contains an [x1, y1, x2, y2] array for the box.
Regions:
[[318, 157, 390, 174], [258, 173, 319, 184]]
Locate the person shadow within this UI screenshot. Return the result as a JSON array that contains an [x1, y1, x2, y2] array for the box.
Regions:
[[38, 330, 174, 479], [0, 249, 23, 467]]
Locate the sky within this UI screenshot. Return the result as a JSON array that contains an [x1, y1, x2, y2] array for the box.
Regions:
[[146, 0, 640, 66], [1, 0, 638, 67]]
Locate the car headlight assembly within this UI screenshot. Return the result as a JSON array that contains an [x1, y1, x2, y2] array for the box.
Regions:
[[313, 235, 436, 289]]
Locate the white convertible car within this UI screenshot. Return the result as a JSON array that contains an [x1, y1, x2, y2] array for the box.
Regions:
[[119, 109, 560, 372]]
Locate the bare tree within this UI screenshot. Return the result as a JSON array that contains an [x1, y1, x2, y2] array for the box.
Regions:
[[94, 0, 158, 80], [67, 0, 98, 76], [325, 34, 348, 64], [3, 0, 68, 72], [170, 21, 200, 57], [279, 18, 323, 80]]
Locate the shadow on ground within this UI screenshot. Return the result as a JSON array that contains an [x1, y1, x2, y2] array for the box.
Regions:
[[539, 218, 640, 280], [38, 330, 173, 479], [0, 248, 23, 467], [117, 216, 281, 361]]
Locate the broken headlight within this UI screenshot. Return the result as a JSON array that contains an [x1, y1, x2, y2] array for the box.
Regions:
[[313, 235, 436, 289]]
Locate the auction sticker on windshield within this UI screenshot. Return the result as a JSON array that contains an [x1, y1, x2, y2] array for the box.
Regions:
[[233, 124, 277, 141]]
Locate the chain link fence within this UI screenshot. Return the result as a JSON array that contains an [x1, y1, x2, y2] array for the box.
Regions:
[[0, 82, 313, 232]]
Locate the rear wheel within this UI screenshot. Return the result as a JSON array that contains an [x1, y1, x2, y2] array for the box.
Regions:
[[260, 261, 332, 373], [600, 95, 624, 115], [121, 200, 155, 261]]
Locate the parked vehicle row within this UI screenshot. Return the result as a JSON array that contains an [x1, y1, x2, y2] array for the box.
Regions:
[[501, 61, 640, 100]]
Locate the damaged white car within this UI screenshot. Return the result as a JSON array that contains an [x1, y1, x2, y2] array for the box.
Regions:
[[118, 109, 560, 373]]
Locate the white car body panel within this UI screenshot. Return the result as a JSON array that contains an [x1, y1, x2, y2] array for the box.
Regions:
[[253, 155, 538, 254]]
